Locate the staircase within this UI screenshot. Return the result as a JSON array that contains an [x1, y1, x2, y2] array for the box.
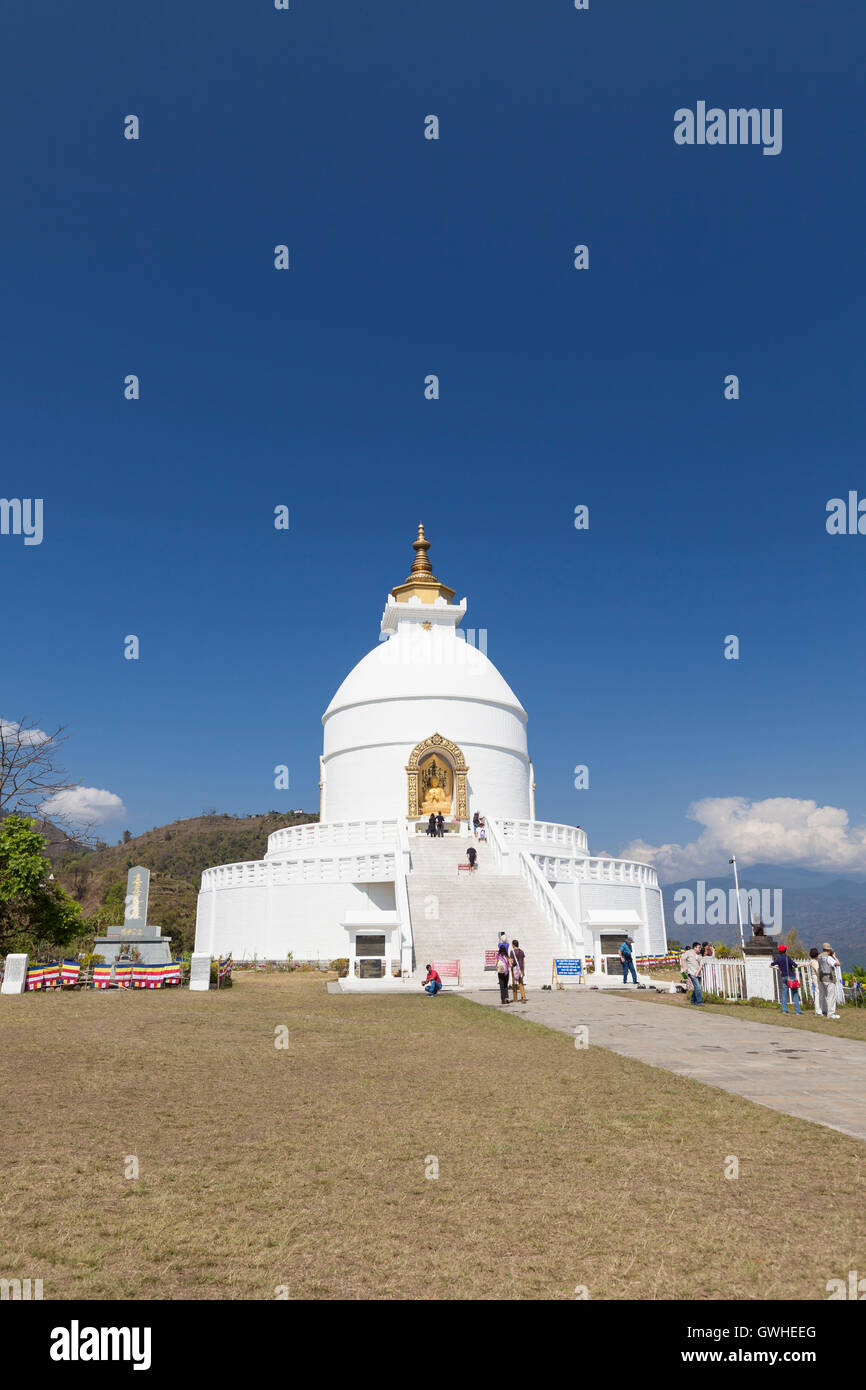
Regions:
[[406, 836, 569, 990]]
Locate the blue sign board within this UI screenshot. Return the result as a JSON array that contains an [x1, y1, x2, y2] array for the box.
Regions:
[[554, 958, 582, 976]]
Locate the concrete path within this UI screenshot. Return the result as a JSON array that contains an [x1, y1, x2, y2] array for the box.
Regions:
[[464, 988, 866, 1142]]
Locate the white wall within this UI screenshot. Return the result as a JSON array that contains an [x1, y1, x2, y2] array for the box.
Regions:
[[322, 696, 530, 823], [550, 879, 667, 957], [195, 880, 397, 961]]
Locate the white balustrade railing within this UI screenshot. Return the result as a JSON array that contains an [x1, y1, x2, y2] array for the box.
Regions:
[[498, 819, 588, 854], [577, 856, 657, 886], [394, 817, 414, 972], [266, 819, 399, 858], [201, 850, 397, 891], [484, 815, 509, 874], [525, 853, 658, 887], [517, 850, 584, 958]]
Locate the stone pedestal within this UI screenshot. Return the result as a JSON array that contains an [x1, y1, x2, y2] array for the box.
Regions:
[[93, 936, 172, 966], [1, 953, 29, 994], [743, 933, 777, 1002]]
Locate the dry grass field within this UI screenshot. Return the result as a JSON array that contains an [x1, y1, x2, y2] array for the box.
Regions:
[[1, 972, 863, 1301]]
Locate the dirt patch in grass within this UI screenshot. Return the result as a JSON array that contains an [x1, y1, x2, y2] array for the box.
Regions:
[[0, 974, 863, 1300]]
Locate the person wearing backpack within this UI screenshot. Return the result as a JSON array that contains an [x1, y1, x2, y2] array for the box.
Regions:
[[771, 943, 802, 1015], [509, 938, 526, 1003], [816, 943, 841, 1020], [619, 936, 638, 985]]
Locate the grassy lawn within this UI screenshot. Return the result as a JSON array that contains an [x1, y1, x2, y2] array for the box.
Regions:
[[1, 972, 863, 1301], [641, 975, 866, 1041]]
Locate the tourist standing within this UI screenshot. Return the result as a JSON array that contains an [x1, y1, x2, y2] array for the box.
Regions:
[[771, 943, 802, 1015], [496, 942, 511, 1004], [436, 812, 445, 838], [808, 948, 823, 1013], [427, 813, 437, 837], [510, 938, 526, 1003], [466, 845, 477, 871], [422, 964, 442, 996], [680, 942, 704, 1006], [473, 811, 480, 837], [619, 936, 638, 985], [833, 948, 846, 1013], [816, 943, 841, 1020]]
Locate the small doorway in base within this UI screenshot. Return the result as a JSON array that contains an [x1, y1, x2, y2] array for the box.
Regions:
[[599, 932, 629, 978]]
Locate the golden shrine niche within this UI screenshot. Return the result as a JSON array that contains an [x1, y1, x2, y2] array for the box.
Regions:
[[407, 734, 468, 820]]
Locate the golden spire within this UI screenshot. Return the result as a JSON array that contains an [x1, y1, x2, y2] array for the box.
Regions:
[[391, 522, 455, 605]]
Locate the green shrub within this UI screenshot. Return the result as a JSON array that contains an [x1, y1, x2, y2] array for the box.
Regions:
[[329, 958, 349, 978]]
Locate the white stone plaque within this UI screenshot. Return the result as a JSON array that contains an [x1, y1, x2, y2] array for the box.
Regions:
[[744, 955, 776, 1001], [1, 953, 29, 994], [189, 953, 212, 992]]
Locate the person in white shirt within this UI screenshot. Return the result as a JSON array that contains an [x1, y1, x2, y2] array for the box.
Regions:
[[680, 942, 704, 1006], [816, 942, 841, 1020]]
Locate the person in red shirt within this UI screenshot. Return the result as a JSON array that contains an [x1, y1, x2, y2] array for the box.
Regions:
[[422, 964, 442, 996]]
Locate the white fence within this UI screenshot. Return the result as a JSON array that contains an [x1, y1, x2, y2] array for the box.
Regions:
[[201, 850, 397, 891], [697, 957, 825, 1005], [499, 819, 588, 854], [266, 819, 399, 857], [698, 958, 748, 1000]]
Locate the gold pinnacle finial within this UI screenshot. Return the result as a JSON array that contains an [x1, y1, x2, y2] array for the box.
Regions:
[[409, 522, 433, 576], [391, 522, 455, 605]]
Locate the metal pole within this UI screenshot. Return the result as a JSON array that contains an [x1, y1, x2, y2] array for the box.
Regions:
[[730, 857, 745, 951]]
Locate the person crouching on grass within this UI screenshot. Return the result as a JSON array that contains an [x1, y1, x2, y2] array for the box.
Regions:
[[422, 964, 442, 996]]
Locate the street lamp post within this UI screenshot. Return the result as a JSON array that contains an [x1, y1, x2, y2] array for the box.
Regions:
[[729, 857, 745, 952]]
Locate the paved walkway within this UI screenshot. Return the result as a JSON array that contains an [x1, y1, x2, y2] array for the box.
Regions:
[[464, 989, 866, 1142]]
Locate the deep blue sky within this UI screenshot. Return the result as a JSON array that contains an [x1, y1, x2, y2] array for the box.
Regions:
[[3, 1, 865, 875]]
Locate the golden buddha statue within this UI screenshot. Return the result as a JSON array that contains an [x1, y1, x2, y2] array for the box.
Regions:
[[420, 771, 450, 815]]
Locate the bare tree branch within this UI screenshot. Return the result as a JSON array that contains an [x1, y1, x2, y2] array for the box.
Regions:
[[0, 716, 80, 828]]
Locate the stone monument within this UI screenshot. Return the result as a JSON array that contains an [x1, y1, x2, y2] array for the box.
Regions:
[[189, 953, 212, 992], [1, 953, 29, 994], [93, 866, 172, 968], [742, 922, 779, 1002]]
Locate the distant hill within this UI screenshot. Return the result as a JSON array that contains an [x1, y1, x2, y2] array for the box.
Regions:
[[662, 863, 866, 965], [49, 811, 318, 953]]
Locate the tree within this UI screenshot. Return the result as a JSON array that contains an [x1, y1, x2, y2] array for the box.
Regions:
[[0, 815, 82, 953], [122, 829, 132, 844], [784, 926, 807, 959], [0, 717, 75, 819], [102, 881, 126, 914]]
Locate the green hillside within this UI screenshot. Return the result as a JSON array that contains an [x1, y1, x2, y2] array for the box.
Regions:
[[51, 811, 318, 953]]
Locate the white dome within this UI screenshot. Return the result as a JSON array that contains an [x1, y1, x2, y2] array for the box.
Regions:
[[321, 619, 531, 824], [324, 629, 527, 720]]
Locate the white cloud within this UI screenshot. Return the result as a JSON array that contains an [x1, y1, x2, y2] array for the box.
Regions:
[[40, 786, 127, 827], [620, 796, 866, 882], [0, 718, 49, 746]]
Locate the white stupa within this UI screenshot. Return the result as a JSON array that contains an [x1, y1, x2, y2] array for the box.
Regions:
[[195, 525, 667, 986]]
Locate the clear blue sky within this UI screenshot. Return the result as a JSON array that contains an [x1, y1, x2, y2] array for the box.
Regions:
[[3, 1, 865, 876]]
